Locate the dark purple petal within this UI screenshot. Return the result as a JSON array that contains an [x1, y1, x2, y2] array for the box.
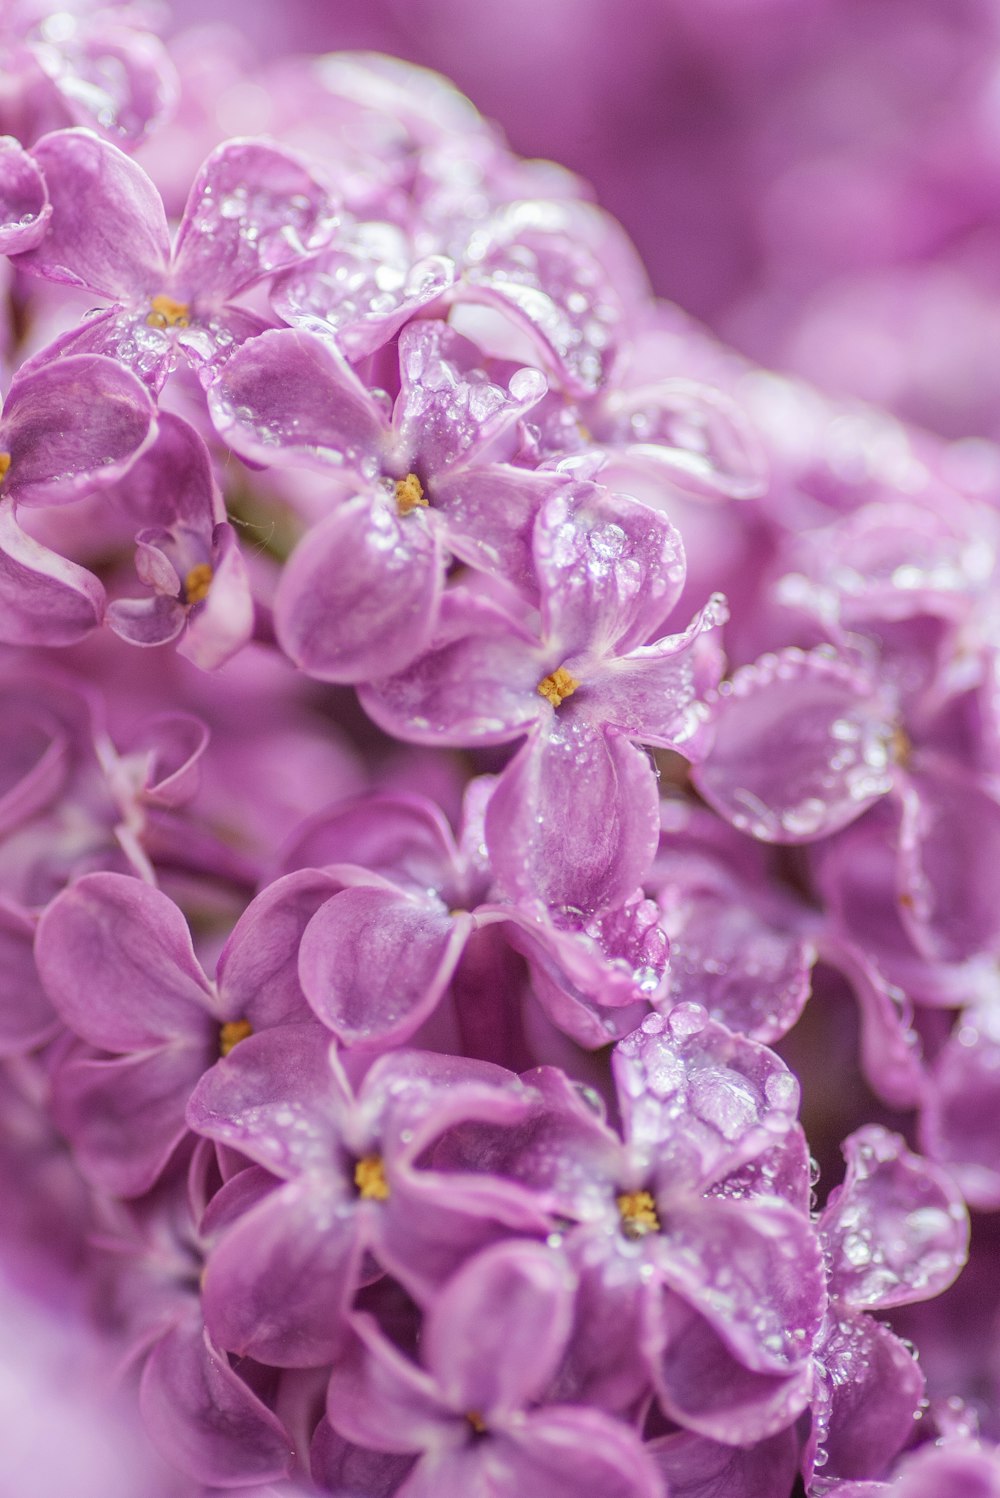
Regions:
[[692, 647, 897, 843], [172, 140, 336, 302], [806, 1310, 924, 1487], [0, 135, 51, 253], [3, 354, 157, 509], [216, 870, 342, 1031], [820, 1125, 968, 1310], [52, 1043, 207, 1197], [486, 725, 660, 914], [139, 1317, 293, 1486], [17, 128, 168, 298], [0, 499, 105, 645], [202, 1175, 361, 1367], [648, 1427, 798, 1498], [35, 872, 215, 1049], [299, 885, 471, 1046], [275, 493, 445, 683], [186, 1024, 347, 1178], [423, 1240, 575, 1417], [920, 1017, 1000, 1208]]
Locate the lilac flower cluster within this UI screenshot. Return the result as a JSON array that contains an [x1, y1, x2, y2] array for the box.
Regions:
[[1, 4, 997, 1497]]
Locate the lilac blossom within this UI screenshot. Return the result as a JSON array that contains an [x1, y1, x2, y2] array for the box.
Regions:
[[7, 128, 336, 390]]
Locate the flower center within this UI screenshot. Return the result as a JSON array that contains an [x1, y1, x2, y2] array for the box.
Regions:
[[891, 723, 912, 767], [0, 451, 10, 482], [219, 1018, 253, 1057], [354, 1154, 390, 1200], [537, 666, 579, 708], [616, 1189, 661, 1240], [184, 563, 213, 605], [147, 294, 191, 329], [466, 1411, 488, 1436], [395, 472, 428, 516]]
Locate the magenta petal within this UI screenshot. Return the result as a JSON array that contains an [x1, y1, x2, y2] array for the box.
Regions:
[[359, 588, 544, 746], [139, 1317, 293, 1486], [501, 1409, 665, 1498], [536, 481, 688, 659], [613, 1008, 801, 1185], [0, 898, 57, 1054], [0, 499, 105, 645], [486, 725, 659, 914], [692, 647, 897, 843], [326, 1321, 453, 1455], [299, 886, 470, 1046], [648, 1427, 798, 1498], [310, 1420, 416, 1496], [280, 794, 459, 894], [898, 757, 1000, 963], [202, 1176, 360, 1367], [52, 1043, 207, 1197], [128, 712, 209, 809], [187, 1025, 346, 1177], [434, 464, 556, 600], [35, 872, 215, 1049], [178, 524, 254, 670], [424, 1241, 574, 1417], [820, 1125, 968, 1310], [216, 871, 342, 1031], [208, 327, 383, 470], [920, 1019, 1000, 1208], [275, 494, 444, 683], [0, 135, 51, 252], [173, 139, 335, 302], [3, 354, 157, 509], [19, 128, 168, 298], [106, 592, 186, 646], [808, 1311, 924, 1487]]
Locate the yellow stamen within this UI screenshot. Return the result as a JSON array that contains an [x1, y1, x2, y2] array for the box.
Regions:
[[219, 1018, 253, 1057], [0, 451, 10, 482], [184, 562, 213, 605], [146, 293, 191, 329], [537, 666, 579, 708], [617, 1189, 661, 1240], [466, 1411, 487, 1434], [891, 724, 912, 768], [395, 472, 428, 516], [354, 1154, 390, 1201]]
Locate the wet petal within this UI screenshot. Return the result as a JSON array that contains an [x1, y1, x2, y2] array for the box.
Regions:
[[536, 480, 688, 660], [486, 724, 660, 914], [0, 135, 51, 253], [613, 1008, 802, 1188], [0, 499, 105, 645], [274, 492, 445, 683], [35, 872, 215, 1050], [3, 354, 157, 509], [434, 463, 556, 600], [820, 1125, 968, 1310], [299, 885, 471, 1046], [45, 22, 178, 146], [18, 128, 168, 298], [692, 647, 897, 843], [207, 327, 383, 473], [173, 139, 336, 302]]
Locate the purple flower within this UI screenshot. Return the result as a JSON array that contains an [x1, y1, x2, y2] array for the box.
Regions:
[[322, 1240, 666, 1498], [362, 478, 725, 912], [10, 128, 336, 390]]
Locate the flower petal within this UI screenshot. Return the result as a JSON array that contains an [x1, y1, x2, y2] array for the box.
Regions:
[[0, 898, 57, 1053], [35, 871, 215, 1050], [299, 885, 471, 1047], [692, 647, 897, 843], [0, 135, 51, 253], [216, 870, 342, 1031], [0, 498, 105, 645], [18, 127, 168, 298], [275, 492, 445, 684]]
